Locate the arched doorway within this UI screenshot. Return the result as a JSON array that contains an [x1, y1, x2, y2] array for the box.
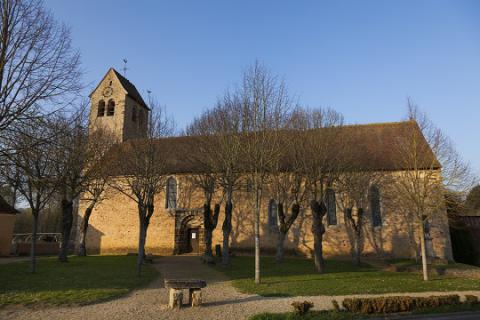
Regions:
[[173, 209, 203, 255]]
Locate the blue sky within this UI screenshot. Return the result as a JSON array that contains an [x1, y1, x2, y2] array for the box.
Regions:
[[45, 0, 480, 175]]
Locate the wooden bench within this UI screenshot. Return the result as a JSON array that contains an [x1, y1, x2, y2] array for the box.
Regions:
[[164, 279, 207, 309]]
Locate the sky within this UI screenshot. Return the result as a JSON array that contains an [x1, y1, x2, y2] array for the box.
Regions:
[[45, 0, 480, 176]]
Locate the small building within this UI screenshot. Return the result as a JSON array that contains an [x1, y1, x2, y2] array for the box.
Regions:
[[0, 196, 18, 256]]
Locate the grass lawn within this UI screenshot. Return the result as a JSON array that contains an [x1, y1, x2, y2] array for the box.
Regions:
[[213, 256, 480, 297], [0, 255, 158, 307], [250, 304, 480, 320]]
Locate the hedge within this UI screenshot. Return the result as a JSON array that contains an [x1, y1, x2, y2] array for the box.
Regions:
[[342, 295, 461, 314]]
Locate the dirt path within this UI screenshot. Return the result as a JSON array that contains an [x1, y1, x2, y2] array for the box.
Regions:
[[1, 256, 480, 320]]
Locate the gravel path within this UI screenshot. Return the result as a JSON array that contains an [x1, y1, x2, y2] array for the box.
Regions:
[[1, 256, 480, 320]]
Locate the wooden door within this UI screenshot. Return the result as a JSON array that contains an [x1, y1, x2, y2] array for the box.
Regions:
[[188, 228, 199, 253]]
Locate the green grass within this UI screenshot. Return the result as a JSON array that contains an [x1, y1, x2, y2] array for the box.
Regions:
[[250, 304, 480, 320], [214, 256, 480, 297], [0, 255, 158, 307]]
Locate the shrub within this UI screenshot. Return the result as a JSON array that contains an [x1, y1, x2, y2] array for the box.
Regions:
[[291, 301, 314, 316], [342, 295, 461, 314], [465, 295, 479, 305], [332, 299, 340, 312]]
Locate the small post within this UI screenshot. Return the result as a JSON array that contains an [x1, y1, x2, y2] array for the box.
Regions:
[[168, 288, 183, 310], [191, 290, 202, 307]]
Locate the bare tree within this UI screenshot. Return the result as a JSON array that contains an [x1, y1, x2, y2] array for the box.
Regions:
[[1, 117, 58, 273], [337, 170, 382, 266], [269, 121, 308, 263], [184, 121, 221, 263], [390, 100, 476, 280], [239, 62, 290, 283], [77, 128, 115, 256], [213, 100, 244, 267], [0, 0, 81, 142], [186, 95, 244, 266], [110, 100, 175, 275], [290, 106, 346, 273], [188, 171, 220, 263], [52, 107, 90, 262]]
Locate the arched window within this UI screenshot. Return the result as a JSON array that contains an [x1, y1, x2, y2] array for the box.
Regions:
[[107, 99, 115, 116], [97, 100, 105, 117], [166, 177, 177, 209], [132, 106, 137, 122], [268, 199, 278, 228], [370, 185, 382, 227], [326, 188, 337, 225]]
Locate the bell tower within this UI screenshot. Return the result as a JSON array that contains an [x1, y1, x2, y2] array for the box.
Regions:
[[89, 68, 149, 142]]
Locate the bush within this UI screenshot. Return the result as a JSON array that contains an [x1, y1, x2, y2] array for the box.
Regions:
[[291, 301, 314, 316], [342, 295, 461, 314], [465, 295, 479, 305]]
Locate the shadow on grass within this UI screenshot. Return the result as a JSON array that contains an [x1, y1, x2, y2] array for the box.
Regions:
[[0, 255, 158, 306], [213, 256, 480, 297]]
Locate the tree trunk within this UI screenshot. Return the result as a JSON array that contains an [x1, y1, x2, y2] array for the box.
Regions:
[[31, 212, 38, 273], [222, 198, 233, 266], [78, 203, 94, 257], [276, 231, 286, 263], [203, 203, 213, 260], [59, 199, 73, 262], [311, 200, 327, 273], [353, 236, 361, 266], [420, 220, 429, 281], [137, 218, 147, 276], [254, 186, 261, 284], [353, 208, 363, 266], [203, 202, 220, 263]]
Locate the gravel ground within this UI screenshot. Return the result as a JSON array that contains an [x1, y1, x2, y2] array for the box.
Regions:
[[1, 255, 480, 320]]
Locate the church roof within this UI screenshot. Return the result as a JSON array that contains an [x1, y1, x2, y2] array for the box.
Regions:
[[90, 68, 149, 110], [111, 69, 149, 110], [110, 120, 441, 175], [0, 196, 18, 215]]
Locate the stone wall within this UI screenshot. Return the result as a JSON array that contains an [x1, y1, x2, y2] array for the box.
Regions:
[[89, 69, 147, 142], [76, 172, 453, 261]]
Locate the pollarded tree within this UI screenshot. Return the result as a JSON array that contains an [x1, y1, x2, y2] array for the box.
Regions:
[[52, 106, 92, 263], [188, 171, 220, 263], [269, 117, 310, 263], [184, 121, 221, 263], [290, 106, 347, 273], [77, 128, 115, 256], [337, 170, 383, 266], [110, 99, 175, 275], [186, 95, 244, 266]]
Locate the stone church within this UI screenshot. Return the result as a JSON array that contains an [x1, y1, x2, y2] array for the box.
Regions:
[[76, 68, 453, 261]]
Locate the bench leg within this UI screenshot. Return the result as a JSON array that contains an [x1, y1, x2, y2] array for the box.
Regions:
[[191, 289, 202, 307], [168, 288, 183, 310]]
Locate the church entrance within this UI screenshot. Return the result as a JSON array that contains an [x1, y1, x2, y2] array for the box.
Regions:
[[173, 209, 203, 255], [187, 228, 199, 254]]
